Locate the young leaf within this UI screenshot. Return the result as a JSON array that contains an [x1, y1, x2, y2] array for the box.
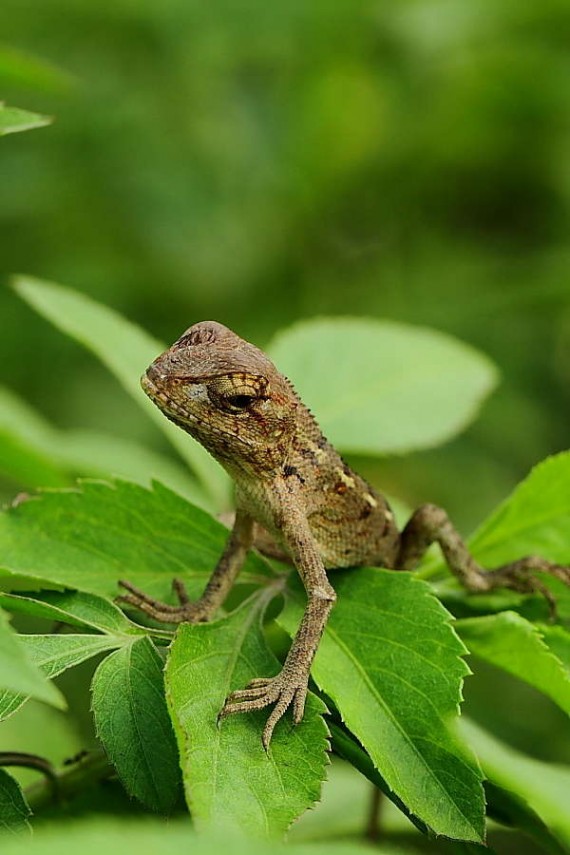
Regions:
[[456, 612, 570, 714], [0, 769, 31, 832], [461, 718, 570, 849], [91, 636, 180, 813], [0, 103, 51, 136], [12, 277, 229, 508], [0, 634, 121, 722], [0, 479, 268, 600], [267, 317, 498, 455], [278, 568, 485, 842], [0, 611, 64, 710], [165, 593, 329, 839]]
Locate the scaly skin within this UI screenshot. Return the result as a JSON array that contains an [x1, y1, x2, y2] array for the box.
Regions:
[[118, 321, 570, 749]]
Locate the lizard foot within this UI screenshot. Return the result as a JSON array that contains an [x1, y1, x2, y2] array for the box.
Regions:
[[482, 558, 570, 619], [219, 669, 309, 750], [117, 577, 207, 624]]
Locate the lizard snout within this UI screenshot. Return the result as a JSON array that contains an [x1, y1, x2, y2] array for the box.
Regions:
[[146, 361, 165, 384]]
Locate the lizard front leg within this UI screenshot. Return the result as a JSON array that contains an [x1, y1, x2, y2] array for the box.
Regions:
[[219, 479, 336, 749], [118, 509, 254, 623], [396, 503, 570, 611]]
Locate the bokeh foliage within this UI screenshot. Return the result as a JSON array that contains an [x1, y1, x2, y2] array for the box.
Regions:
[[1, 0, 570, 522]]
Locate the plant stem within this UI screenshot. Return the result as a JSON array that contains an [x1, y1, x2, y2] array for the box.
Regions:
[[365, 785, 383, 841], [24, 749, 114, 813]]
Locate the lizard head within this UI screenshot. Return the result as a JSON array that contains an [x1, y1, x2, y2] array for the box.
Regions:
[[141, 321, 298, 474]]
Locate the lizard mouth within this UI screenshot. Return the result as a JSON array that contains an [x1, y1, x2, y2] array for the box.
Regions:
[[140, 372, 198, 427]]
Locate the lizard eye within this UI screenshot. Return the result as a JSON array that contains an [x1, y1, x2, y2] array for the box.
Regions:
[[225, 394, 256, 410], [207, 374, 268, 413]]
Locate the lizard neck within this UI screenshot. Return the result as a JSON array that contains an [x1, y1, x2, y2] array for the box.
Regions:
[[236, 402, 397, 557]]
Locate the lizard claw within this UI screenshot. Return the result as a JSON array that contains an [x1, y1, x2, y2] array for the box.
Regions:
[[116, 578, 205, 624], [485, 559, 570, 621], [219, 670, 309, 749]]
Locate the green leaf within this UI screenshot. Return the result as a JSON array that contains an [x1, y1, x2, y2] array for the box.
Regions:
[[54, 430, 209, 505], [485, 782, 567, 855], [0, 818, 400, 855], [0, 399, 68, 488], [0, 384, 208, 504], [92, 636, 180, 813], [0, 611, 64, 710], [0, 590, 143, 636], [469, 452, 570, 567], [539, 625, 570, 673], [0, 387, 67, 458], [278, 568, 485, 842], [0, 769, 30, 833], [421, 453, 570, 614], [12, 277, 229, 508], [0, 103, 51, 136], [0, 387, 68, 487], [0, 479, 268, 600], [461, 452, 570, 620], [456, 611, 570, 715], [328, 728, 495, 854], [0, 46, 73, 93], [267, 317, 498, 455], [165, 593, 329, 838], [461, 718, 570, 849], [0, 634, 122, 722], [328, 722, 429, 837]]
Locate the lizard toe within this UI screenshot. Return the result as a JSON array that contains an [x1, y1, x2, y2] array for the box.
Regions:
[[222, 684, 272, 706], [219, 670, 310, 748], [171, 577, 190, 604], [117, 578, 207, 623], [262, 691, 296, 751]]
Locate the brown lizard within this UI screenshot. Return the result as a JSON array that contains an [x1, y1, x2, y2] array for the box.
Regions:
[[118, 320, 570, 749]]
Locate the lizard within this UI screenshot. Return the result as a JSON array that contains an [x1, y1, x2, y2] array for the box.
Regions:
[[118, 320, 570, 749]]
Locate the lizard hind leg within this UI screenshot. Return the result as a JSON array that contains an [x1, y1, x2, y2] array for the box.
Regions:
[[396, 503, 570, 614]]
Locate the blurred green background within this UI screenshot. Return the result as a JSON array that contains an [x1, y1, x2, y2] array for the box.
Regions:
[[2, 0, 570, 529], [1, 1, 570, 845]]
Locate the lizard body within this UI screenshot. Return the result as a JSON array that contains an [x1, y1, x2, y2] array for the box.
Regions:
[[119, 320, 570, 748]]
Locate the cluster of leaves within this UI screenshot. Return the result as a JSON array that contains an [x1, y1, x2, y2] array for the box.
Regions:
[[0, 279, 569, 854]]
